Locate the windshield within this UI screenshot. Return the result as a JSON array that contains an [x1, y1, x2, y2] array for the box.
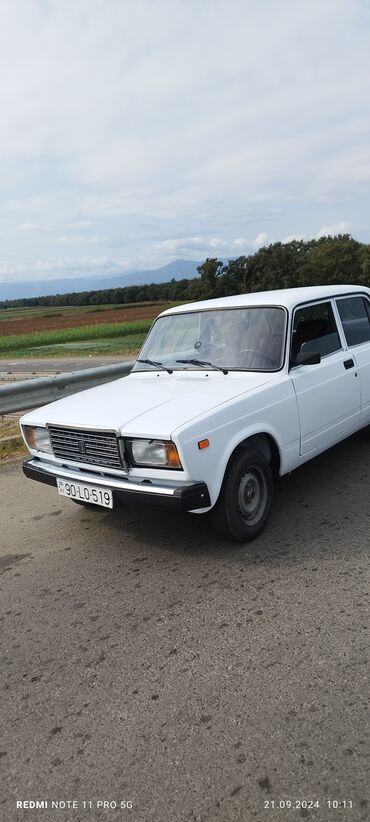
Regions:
[[133, 307, 287, 372]]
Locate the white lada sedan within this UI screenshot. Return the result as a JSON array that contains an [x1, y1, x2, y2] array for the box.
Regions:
[[20, 285, 370, 541]]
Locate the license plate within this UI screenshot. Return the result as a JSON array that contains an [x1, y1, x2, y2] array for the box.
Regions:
[[57, 478, 113, 508]]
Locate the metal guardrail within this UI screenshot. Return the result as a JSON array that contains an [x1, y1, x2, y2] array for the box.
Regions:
[[0, 361, 135, 415]]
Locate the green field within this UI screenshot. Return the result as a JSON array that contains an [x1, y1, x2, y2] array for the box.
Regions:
[[5, 335, 147, 357], [0, 300, 183, 356], [0, 319, 152, 354], [0, 300, 183, 357]]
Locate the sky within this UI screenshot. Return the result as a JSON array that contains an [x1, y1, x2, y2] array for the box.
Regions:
[[0, 0, 370, 287]]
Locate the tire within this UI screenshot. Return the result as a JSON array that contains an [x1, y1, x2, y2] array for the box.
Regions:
[[211, 447, 273, 541]]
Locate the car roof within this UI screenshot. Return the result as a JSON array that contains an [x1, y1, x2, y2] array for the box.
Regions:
[[160, 285, 370, 315]]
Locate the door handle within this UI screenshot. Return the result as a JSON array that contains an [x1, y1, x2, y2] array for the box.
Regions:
[[343, 358, 354, 370]]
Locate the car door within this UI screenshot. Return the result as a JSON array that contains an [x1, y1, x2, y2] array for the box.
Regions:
[[335, 294, 370, 425], [290, 299, 361, 457]]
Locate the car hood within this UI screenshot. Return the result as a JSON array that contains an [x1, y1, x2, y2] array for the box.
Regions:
[[23, 370, 277, 438]]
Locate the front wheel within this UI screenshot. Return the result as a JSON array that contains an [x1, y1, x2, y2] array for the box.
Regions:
[[211, 447, 273, 541]]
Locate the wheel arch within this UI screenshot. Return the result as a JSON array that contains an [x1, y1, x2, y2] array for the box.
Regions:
[[225, 431, 281, 478]]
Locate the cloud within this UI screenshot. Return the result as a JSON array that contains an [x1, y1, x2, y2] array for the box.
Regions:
[[229, 234, 268, 251], [54, 235, 106, 246], [67, 221, 92, 231], [282, 234, 306, 244], [315, 222, 352, 238], [0, 254, 128, 281], [16, 222, 48, 232], [282, 224, 353, 243], [253, 233, 268, 249], [152, 233, 269, 260], [154, 237, 205, 253], [0, 0, 369, 284]]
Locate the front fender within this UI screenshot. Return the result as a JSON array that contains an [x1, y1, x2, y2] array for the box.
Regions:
[[173, 380, 300, 507]]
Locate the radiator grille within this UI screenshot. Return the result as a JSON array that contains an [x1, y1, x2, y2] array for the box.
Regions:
[[49, 426, 124, 470]]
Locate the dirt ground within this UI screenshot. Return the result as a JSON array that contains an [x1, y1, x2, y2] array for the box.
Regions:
[[0, 304, 166, 336]]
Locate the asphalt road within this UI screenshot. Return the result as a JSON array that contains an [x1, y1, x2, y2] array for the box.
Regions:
[[0, 357, 129, 375], [1, 433, 369, 822]]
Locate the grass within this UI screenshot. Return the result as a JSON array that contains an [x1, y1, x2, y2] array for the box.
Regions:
[[0, 417, 27, 460], [0, 319, 152, 353], [0, 438, 26, 459], [4, 333, 147, 358], [0, 417, 21, 437]]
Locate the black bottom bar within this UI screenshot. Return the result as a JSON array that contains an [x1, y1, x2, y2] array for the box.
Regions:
[[22, 459, 211, 511]]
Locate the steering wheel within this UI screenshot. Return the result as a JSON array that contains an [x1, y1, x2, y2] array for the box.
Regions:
[[236, 348, 277, 367]]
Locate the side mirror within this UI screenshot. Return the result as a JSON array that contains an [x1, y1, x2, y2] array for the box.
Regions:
[[293, 350, 321, 367]]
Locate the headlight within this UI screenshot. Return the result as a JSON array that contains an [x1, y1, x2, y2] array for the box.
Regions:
[[126, 438, 182, 469], [23, 425, 53, 454]]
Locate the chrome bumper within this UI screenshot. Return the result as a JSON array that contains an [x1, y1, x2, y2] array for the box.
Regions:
[[23, 458, 211, 511]]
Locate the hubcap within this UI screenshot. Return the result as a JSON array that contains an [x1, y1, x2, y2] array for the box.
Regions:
[[237, 467, 267, 526]]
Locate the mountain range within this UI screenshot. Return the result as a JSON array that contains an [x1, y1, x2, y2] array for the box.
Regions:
[[0, 259, 200, 301]]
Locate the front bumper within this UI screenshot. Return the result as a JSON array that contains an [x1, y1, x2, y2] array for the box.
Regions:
[[22, 458, 211, 511]]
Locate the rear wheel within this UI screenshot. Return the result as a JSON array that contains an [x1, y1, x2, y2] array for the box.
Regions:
[[211, 447, 273, 541]]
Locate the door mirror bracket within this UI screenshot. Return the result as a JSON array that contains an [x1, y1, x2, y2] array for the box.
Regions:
[[291, 350, 321, 367]]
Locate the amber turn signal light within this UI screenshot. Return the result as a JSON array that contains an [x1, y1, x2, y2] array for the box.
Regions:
[[198, 438, 210, 450], [166, 442, 182, 467]]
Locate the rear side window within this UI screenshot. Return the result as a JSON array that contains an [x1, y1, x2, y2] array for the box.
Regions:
[[336, 296, 370, 346], [291, 301, 341, 360]]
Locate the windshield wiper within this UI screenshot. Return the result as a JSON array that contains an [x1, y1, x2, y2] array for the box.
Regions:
[[137, 358, 173, 374], [176, 358, 228, 375]]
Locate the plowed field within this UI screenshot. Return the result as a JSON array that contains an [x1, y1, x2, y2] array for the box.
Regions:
[[0, 304, 168, 336]]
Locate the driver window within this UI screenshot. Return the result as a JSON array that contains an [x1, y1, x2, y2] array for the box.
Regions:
[[291, 301, 341, 361]]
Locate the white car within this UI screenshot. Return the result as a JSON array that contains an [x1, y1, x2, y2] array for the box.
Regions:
[[20, 285, 370, 541]]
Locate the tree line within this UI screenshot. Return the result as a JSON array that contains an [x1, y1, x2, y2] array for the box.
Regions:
[[1, 235, 370, 309]]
